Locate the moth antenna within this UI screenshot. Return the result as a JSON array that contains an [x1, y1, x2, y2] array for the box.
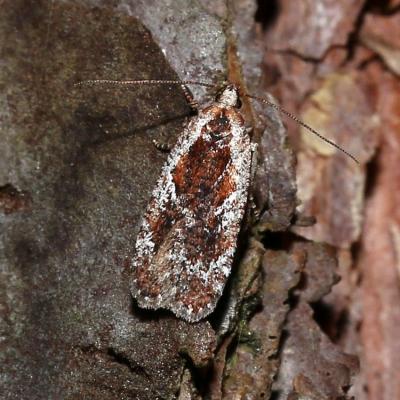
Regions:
[[74, 79, 214, 89], [245, 93, 359, 164]]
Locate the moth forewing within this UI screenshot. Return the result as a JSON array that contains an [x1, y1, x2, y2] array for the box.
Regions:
[[131, 84, 252, 322]]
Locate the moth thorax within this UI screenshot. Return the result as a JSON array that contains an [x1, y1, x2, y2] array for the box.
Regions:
[[216, 84, 241, 108]]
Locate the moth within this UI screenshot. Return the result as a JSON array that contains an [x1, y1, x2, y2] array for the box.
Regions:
[[76, 78, 358, 322], [133, 83, 251, 322]]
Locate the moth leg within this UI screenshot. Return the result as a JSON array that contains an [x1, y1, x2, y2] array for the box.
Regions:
[[153, 86, 195, 153], [181, 84, 198, 112], [152, 139, 174, 152]]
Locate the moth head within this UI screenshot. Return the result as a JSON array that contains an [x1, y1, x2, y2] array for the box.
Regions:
[[216, 84, 242, 108]]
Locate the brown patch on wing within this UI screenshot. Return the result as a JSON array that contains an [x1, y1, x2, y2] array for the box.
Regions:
[[134, 217, 184, 298], [175, 270, 226, 315], [146, 202, 176, 247], [226, 107, 245, 125], [206, 108, 232, 136], [172, 137, 232, 200], [134, 260, 162, 297], [212, 164, 236, 207]]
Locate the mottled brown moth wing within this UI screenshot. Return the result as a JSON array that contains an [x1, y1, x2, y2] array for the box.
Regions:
[[131, 85, 252, 322]]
